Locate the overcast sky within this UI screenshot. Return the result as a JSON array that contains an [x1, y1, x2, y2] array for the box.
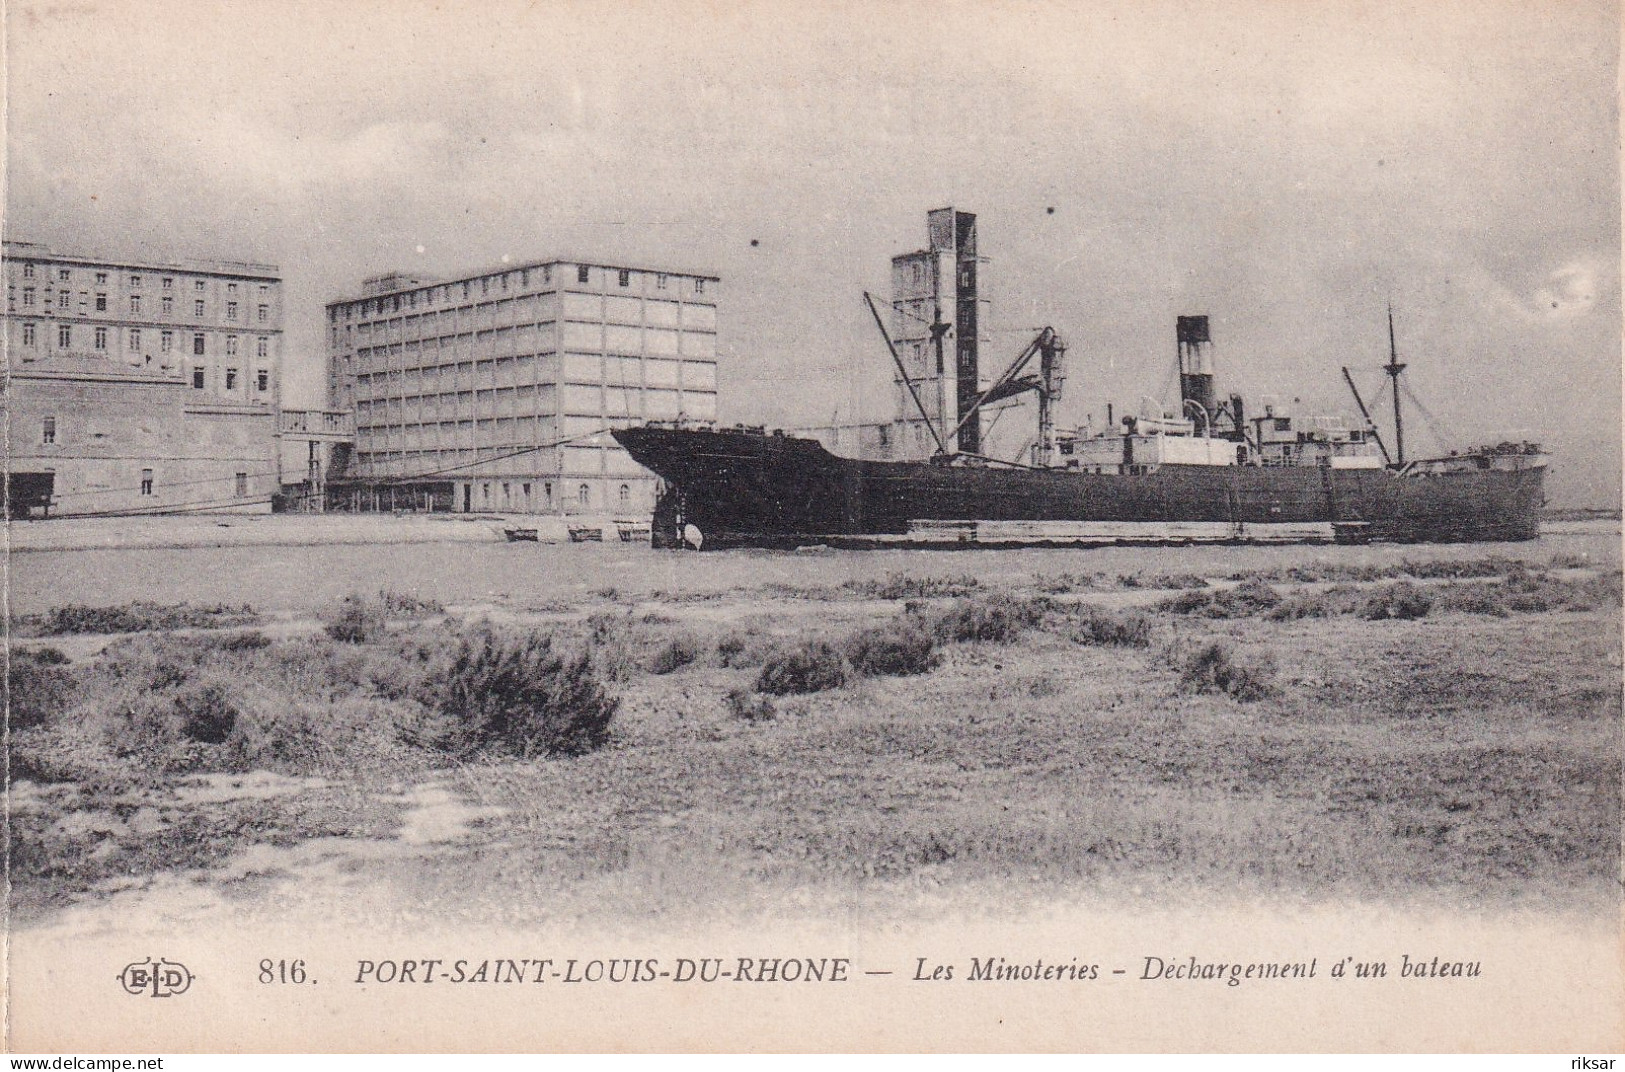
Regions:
[[8, 0, 1619, 505]]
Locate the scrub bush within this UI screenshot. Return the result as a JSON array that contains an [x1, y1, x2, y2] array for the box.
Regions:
[[1066, 606, 1154, 647], [428, 628, 617, 758], [928, 593, 1049, 643], [843, 623, 940, 676], [7, 649, 76, 730], [648, 634, 702, 675], [724, 686, 777, 722], [755, 640, 848, 695], [1360, 582, 1432, 621], [1178, 641, 1276, 702], [322, 595, 386, 643]]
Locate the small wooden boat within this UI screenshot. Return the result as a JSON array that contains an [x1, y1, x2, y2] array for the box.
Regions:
[[503, 527, 540, 542], [567, 526, 604, 542]]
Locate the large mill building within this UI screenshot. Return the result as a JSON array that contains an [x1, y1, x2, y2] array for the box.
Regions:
[[324, 258, 719, 515]]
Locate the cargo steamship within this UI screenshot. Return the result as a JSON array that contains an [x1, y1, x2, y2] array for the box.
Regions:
[[613, 211, 1545, 550]]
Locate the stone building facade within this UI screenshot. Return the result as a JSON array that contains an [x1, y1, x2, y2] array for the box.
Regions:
[[3, 240, 281, 517]]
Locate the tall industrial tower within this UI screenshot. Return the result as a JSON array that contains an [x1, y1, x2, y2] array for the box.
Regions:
[[889, 208, 991, 455]]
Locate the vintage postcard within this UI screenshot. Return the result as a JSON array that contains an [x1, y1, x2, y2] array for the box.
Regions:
[[4, 0, 1621, 1054]]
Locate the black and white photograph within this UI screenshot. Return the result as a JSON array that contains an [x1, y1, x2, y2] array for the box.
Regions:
[[4, 0, 1620, 1054]]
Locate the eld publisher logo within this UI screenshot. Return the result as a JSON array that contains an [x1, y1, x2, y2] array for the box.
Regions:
[[118, 957, 194, 998]]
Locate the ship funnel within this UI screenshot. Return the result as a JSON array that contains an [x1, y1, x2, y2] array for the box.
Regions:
[[1177, 315, 1216, 418]]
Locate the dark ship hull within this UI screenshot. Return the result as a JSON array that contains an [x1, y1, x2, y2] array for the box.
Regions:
[[612, 425, 1547, 549]]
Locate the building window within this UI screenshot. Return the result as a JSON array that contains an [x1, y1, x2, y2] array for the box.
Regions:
[[259, 284, 268, 295], [543, 265, 552, 284], [225, 335, 238, 355], [225, 368, 238, 390], [227, 282, 238, 295], [22, 321, 36, 346], [95, 292, 107, 311], [695, 279, 706, 294], [193, 333, 206, 355], [94, 327, 108, 350], [618, 269, 630, 287], [235, 472, 248, 497], [130, 274, 142, 288], [57, 290, 69, 309], [129, 294, 141, 314], [544, 481, 553, 503], [57, 324, 71, 348], [140, 469, 154, 495], [161, 276, 172, 288], [95, 272, 108, 284], [257, 369, 269, 392], [578, 483, 590, 507], [226, 301, 238, 320], [161, 295, 173, 315], [194, 299, 205, 317], [58, 269, 71, 282], [256, 336, 268, 357], [258, 304, 268, 322], [161, 330, 173, 352], [656, 274, 667, 290], [21, 263, 34, 278], [462, 282, 471, 298], [577, 265, 591, 285], [192, 368, 205, 389], [619, 483, 630, 506], [42, 416, 55, 444], [22, 287, 35, 306], [194, 280, 205, 292], [129, 329, 141, 351]]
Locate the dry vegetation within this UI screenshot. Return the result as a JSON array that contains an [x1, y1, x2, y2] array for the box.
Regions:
[[8, 552, 1620, 919]]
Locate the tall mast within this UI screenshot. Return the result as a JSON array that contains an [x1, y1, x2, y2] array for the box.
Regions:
[[1385, 304, 1407, 468]]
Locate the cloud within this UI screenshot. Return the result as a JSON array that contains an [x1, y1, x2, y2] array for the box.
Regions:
[[129, 108, 455, 198], [1531, 260, 1603, 320], [1491, 256, 1611, 324]]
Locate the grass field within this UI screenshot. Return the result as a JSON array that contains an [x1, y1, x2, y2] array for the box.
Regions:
[[7, 531, 1621, 926]]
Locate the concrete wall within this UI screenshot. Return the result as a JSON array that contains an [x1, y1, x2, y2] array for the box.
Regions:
[[6, 372, 277, 516]]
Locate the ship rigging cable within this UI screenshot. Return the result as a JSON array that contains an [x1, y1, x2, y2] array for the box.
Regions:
[[1398, 381, 1459, 455]]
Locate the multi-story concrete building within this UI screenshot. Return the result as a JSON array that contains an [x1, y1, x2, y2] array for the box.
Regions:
[[325, 258, 719, 515], [3, 240, 282, 517]]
